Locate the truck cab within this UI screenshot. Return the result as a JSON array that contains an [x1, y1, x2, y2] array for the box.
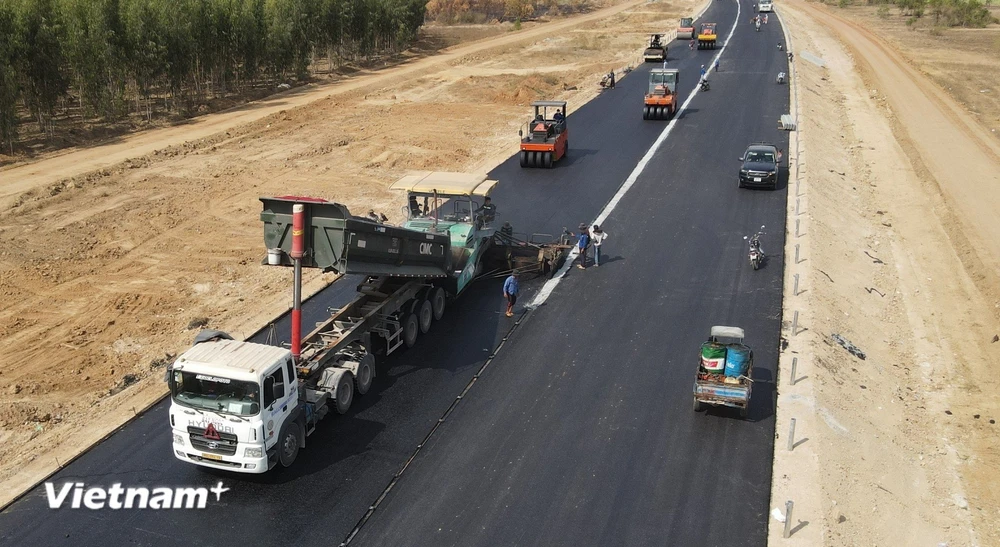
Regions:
[[168, 336, 299, 472]]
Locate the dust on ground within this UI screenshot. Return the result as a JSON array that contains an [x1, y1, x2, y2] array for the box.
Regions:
[[771, 1, 1000, 545], [0, 0, 701, 509]]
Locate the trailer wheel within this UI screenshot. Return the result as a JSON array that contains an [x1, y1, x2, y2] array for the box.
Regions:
[[418, 300, 433, 334], [693, 398, 703, 412], [402, 312, 419, 348], [355, 355, 374, 395], [431, 287, 446, 320], [335, 373, 354, 415], [278, 423, 301, 467]]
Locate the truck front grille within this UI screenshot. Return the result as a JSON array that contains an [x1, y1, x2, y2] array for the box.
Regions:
[[187, 426, 239, 456]]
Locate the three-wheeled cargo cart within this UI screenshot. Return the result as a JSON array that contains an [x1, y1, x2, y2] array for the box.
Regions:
[[692, 326, 754, 418]]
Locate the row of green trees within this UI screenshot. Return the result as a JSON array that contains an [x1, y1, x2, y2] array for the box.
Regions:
[[0, 0, 427, 151], [857, 0, 996, 26]]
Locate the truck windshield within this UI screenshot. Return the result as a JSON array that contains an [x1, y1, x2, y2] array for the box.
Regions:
[[169, 370, 260, 416]]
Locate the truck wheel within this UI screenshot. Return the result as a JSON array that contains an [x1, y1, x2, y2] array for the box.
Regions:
[[335, 373, 354, 414], [431, 287, 446, 320], [418, 300, 433, 334], [739, 406, 749, 419], [693, 398, 703, 412], [403, 312, 419, 348], [355, 355, 374, 395], [278, 423, 300, 468]]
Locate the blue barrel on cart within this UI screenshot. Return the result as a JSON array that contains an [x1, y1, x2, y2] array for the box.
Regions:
[[724, 344, 750, 377]]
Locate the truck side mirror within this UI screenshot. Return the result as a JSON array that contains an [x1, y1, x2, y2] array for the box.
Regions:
[[163, 367, 172, 383], [738, 156, 744, 161], [273, 382, 285, 400], [518, 129, 523, 137]]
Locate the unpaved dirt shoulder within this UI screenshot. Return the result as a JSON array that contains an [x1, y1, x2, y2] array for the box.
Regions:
[[770, 1, 1000, 545]]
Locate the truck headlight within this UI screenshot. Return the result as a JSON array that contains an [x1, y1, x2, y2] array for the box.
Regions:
[[245, 447, 263, 458], [173, 433, 184, 445]]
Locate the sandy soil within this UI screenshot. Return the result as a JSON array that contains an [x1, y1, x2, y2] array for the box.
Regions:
[[770, 1, 1000, 545], [0, 0, 702, 510]]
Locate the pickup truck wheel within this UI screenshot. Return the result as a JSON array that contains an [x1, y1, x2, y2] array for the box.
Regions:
[[278, 424, 300, 467], [418, 300, 433, 334], [335, 373, 354, 414], [403, 312, 419, 348], [693, 398, 703, 412], [355, 356, 374, 395], [431, 287, 446, 320]]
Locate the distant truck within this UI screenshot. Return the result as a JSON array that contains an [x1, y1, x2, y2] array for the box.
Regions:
[[643, 34, 667, 62], [677, 18, 695, 39], [697, 22, 718, 49], [642, 68, 679, 120], [759, 0, 773, 12], [167, 172, 569, 472]]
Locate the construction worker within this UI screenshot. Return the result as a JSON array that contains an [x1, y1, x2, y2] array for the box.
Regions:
[[502, 271, 520, 317], [499, 221, 514, 241], [576, 223, 591, 269], [608, 70, 616, 89], [700, 64, 707, 81], [475, 196, 496, 225], [590, 224, 608, 267]]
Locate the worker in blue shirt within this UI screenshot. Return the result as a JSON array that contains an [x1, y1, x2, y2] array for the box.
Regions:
[[503, 270, 520, 317]]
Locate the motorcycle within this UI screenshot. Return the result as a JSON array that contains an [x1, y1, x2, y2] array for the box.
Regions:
[[744, 226, 766, 270], [699, 78, 710, 92], [777, 42, 784, 51], [755, 20, 761, 32]]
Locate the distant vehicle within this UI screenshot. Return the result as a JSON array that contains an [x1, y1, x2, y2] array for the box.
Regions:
[[738, 142, 780, 189], [693, 326, 754, 418], [643, 34, 667, 62], [759, 0, 773, 12], [697, 22, 718, 49], [519, 100, 569, 168], [643, 68, 679, 120], [677, 18, 695, 39]]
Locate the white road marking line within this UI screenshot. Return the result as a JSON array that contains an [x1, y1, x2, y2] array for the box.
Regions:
[[527, 0, 742, 309]]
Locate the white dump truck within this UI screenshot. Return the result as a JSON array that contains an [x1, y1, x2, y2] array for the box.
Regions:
[[167, 173, 569, 472]]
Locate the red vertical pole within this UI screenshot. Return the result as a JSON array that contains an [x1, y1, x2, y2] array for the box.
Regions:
[[290, 204, 305, 362]]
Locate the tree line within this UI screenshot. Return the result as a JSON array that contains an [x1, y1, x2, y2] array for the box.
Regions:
[[0, 0, 427, 151]]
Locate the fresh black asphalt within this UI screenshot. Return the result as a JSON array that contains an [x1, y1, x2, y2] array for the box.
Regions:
[[0, 1, 788, 545]]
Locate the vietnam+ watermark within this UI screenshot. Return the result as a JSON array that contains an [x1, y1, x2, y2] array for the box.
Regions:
[[45, 481, 230, 509]]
